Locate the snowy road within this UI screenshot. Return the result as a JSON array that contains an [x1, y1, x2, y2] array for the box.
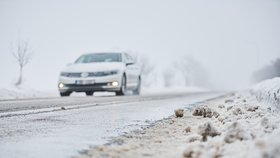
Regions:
[[0, 92, 223, 158]]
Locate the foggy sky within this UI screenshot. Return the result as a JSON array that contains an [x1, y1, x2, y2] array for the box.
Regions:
[[0, 0, 279, 90]]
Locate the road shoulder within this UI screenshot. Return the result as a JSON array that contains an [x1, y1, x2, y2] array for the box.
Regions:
[[75, 91, 280, 158]]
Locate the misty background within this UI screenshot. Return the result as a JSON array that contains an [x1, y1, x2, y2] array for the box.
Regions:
[[0, 0, 280, 92]]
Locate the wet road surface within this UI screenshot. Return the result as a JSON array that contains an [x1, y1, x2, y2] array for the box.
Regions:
[[0, 92, 223, 158]]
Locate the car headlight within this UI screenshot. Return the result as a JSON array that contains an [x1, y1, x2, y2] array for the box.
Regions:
[[58, 83, 64, 88], [111, 81, 119, 86]]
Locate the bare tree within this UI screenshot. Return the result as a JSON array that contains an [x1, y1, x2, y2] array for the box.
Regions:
[[175, 55, 209, 87], [11, 39, 33, 86], [133, 53, 154, 75], [162, 68, 174, 87]]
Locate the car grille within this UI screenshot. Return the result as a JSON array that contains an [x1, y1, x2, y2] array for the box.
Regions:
[[64, 72, 115, 78], [65, 83, 108, 86], [67, 73, 81, 77]]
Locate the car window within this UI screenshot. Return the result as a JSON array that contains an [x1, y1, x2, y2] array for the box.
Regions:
[[75, 53, 122, 63]]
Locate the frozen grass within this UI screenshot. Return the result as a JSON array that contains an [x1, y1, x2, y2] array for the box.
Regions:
[[251, 77, 280, 108]]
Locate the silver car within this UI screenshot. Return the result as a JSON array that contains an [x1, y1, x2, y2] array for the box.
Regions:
[[58, 52, 141, 96]]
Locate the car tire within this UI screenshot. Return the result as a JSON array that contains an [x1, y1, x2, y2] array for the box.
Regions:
[[116, 75, 126, 96], [85, 91, 94, 96], [60, 92, 71, 97], [132, 77, 141, 95]]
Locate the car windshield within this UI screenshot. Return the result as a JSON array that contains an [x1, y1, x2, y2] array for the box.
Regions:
[[75, 53, 122, 63]]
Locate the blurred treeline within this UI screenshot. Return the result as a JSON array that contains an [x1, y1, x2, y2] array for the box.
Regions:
[[133, 53, 211, 88], [252, 58, 280, 83]]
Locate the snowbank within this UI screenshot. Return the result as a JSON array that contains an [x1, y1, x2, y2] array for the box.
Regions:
[[251, 77, 280, 108], [76, 90, 280, 158], [75, 78, 280, 158]]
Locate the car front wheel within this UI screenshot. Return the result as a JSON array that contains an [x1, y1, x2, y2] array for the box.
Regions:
[[132, 77, 141, 95], [85, 91, 94, 96], [116, 75, 126, 96], [60, 92, 71, 97]]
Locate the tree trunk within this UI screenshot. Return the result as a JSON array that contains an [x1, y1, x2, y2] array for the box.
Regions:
[[15, 66, 23, 86]]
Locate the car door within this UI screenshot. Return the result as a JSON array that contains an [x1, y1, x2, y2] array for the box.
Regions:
[[124, 53, 138, 88]]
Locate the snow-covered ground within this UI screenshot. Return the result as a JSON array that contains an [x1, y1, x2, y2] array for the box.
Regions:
[[251, 77, 280, 108], [76, 78, 280, 158], [141, 86, 208, 95], [0, 92, 220, 158], [0, 86, 207, 100], [0, 87, 57, 100]]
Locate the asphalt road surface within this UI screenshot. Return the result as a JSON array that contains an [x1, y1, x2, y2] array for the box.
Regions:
[[0, 92, 223, 158]]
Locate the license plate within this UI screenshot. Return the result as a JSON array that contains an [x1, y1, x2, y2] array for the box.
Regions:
[[75, 80, 95, 85]]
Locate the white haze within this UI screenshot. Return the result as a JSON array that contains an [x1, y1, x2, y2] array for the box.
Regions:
[[0, 0, 279, 91]]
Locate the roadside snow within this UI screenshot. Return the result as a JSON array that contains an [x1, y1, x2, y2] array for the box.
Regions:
[[75, 78, 280, 158], [251, 77, 280, 108], [0, 87, 57, 100]]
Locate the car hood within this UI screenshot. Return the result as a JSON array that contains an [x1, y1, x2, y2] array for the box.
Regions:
[[61, 62, 125, 73]]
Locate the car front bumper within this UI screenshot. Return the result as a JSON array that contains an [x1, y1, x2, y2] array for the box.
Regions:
[[58, 75, 122, 93]]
